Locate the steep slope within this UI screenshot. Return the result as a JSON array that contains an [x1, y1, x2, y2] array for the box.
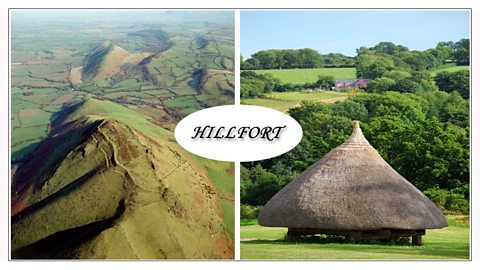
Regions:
[[81, 41, 148, 82], [11, 99, 233, 259], [128, 29, 173, 53]]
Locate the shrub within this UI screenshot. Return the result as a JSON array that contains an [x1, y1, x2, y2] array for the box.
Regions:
[[424, 187, 469, 214], [283, 234, 411, 245], [240, 204, 263, 219]]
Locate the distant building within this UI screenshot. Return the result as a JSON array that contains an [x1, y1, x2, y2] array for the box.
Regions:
[[335, 78, 370, 90]]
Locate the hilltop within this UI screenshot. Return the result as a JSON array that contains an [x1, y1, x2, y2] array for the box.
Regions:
[[11, 99, 234, 259], [81, 41, 153, 82]]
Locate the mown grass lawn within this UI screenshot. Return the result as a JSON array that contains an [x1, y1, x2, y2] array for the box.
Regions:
[[254, 68, 356, 84], [240, 216, 469, 260]]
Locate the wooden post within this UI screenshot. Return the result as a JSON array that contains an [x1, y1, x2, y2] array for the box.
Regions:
[[412, 235, 423, 246], [349, 231, 363, 242]]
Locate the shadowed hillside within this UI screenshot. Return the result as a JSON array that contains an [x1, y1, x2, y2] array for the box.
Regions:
[[82, 41, 144, 82], [11, 99, 234, 259]]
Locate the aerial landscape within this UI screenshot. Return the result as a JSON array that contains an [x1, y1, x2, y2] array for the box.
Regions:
[[10, 10, 234, 259], [240, 10, 470, 260]]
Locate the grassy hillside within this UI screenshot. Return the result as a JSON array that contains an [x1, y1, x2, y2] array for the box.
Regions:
[[57, 99, 235, 239], [242, 91, 349, 112], [240, 216, 469, 260], [11, 99, 234, 259], [254, 68, 356, 84], [81, 41, 148, 82], [60, 99, 173, 140]]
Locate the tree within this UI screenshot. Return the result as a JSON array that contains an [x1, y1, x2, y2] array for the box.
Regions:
[[243, 48, 324, 70], [240, 77, 265, 98], [252, 50, 277, 69], [439, 91, 469, 127], [240, 164, 284, 206], [240, 71, 280, 97], [241, 91, 469, 210], [240, 55, 255, 70], [298, 48, 324, 68], [383, 70, 411, 81], [323, 53, 355, 67], [373, 41, 409, 56], [433, 44, 453, 63], [316, 75, 335, 89], [355, 54, 394, 79], [453, 39, 470, 65], [366, 77, 396, 93], [392, 78, 423, 94], [403, 51, 438, 71], [364, 117, 469, 194], [434, 69, 470, 99]]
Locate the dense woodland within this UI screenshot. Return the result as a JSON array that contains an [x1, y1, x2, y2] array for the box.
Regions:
[[241, 39, 470, 216]]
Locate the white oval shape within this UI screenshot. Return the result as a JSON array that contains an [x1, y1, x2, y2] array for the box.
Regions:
[[174, 105, 303, 162]]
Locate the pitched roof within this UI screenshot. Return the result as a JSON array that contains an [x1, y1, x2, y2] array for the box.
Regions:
[[258, 121, 447, 230]]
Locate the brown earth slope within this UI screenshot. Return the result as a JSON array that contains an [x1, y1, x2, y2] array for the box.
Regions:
[[81, 41, 151, 82], [11, 111, 233, 259]]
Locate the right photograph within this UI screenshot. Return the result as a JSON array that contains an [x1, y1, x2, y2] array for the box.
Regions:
[[240, 10, 470, 260]]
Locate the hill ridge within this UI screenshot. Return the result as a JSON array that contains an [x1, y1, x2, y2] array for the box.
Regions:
[[81, 41, 131, 82], [11, 100, 233, 259]]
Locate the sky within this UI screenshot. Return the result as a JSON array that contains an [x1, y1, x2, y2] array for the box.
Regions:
[[241, 10, 470, 58]]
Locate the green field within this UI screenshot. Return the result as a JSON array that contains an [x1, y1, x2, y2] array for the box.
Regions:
[[429, 65, 470, 76], [11, 11, 234, 160], [253, 65, 468, 85], [254, 68, 356, 84], [240, 216, 469, 260], [242, 91, 349, 112]]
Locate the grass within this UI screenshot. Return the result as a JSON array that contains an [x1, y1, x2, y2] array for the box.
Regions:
[[64, 99, 173, 140], [255, 68, 356, 84], [18, 109, 51, 127], [429, 65, 470, 76], [12, 140, 42, 160], [265, 91, 346, 101], [12, 125, 49, 145], [11, 99, 40, 114], [192, 155, 234, 242], [240, 216, 469, 260], [11, 19, 236, 249], [221, 200, 235, 242], [242, 91, 348, 112], [164, 96, 199, 108], [104, 91, 153, 99], [242, 98, 299, 112], [11, 17, 234, 144], [110, 79, 142, 91]]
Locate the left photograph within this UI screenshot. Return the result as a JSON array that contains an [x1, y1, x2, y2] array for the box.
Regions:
[[10, 9, 234, 259]]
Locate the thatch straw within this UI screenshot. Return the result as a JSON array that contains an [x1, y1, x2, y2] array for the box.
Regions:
[[258, 121, 447, 230]]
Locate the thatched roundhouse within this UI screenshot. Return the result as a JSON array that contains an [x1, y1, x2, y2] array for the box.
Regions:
[[258, 121, 447, 245]]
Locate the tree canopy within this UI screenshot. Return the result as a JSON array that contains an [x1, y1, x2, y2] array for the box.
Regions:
[[434, 69, 470, 99], [241, 91, 469, 214], [241, 49, 355, 70]]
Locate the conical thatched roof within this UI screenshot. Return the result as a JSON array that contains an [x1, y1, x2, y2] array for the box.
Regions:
[[258, 121, 447, 231]]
